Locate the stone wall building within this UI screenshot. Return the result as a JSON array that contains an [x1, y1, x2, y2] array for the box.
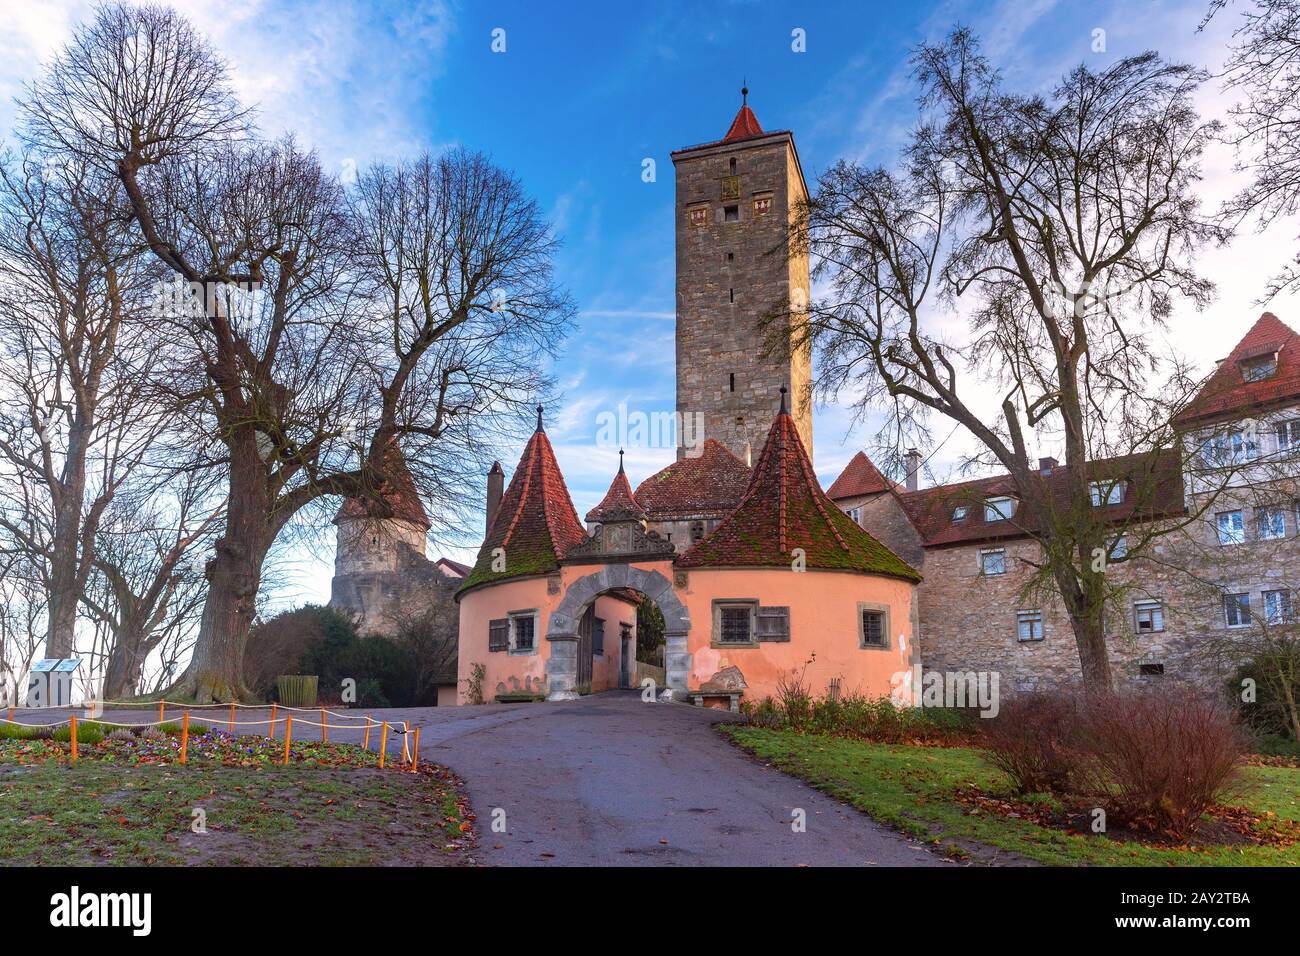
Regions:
[[829, 312, 1300, 694]]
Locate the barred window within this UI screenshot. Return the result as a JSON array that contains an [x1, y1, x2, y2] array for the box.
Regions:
[[511, 613, 535, 651], [860, 609, 886, 648]]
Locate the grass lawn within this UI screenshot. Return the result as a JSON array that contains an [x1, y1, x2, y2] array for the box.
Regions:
[[0, 732, 474, 866], [723, 726, 1300, 866]]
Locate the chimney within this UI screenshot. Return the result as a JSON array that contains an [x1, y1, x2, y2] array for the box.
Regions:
[[486, 461, 504, 534], [905, 448, 921, 492], [1038, 456, 1058, 476]]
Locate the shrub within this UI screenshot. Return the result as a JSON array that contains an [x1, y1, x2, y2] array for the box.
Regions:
[[156, 721, 209, 735], [981, 692, 1082, 794], [106, 728, 136, 741], [1075, 686, 1247, 839], [54, 721, 106, 744], [774, 669, 814, 730], [0, 723, 42, 740], [741, 688, 974, 744]]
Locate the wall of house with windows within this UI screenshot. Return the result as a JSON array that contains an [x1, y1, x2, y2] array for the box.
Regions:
[[676, 566, 916, 702]]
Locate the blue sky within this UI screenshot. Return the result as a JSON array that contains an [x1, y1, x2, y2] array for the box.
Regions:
[[5, 0, 1299, 604]]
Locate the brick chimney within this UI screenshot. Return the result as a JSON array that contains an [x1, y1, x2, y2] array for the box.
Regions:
[[486, 460, 504, 534], [905, 448, 921, 492], [1038, 457, 1058, 476]]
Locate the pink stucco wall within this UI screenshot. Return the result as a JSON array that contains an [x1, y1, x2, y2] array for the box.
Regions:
[[456, 565, 649, 704], [678, 568, 915, 703]]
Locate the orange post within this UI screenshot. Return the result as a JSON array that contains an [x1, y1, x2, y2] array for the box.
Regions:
[[159, 700, 164, 722], [283, 715, 293, 765], [363, 716, 372, 749], [7, 705, 13, 722], [321, 707, 327, 743], [180, 712, 190, 765], [411, 727, 420, 772], [402, 720, 410, 765], [378, 721, 388, 769], [269, 703, 277, 739], [229, 702, 235, 733], [70, 715, 78, 763]]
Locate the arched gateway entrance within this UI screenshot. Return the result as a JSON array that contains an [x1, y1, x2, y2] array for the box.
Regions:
[[544, 564, 690, 701]]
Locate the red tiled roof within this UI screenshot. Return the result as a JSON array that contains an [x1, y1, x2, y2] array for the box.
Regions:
[[586, 455, 646, 523], [1176, 313, 1300, 426], [633, 439, 751, 519], [826, 451, 900, 500], [334, 438, 430, 530], [677, 400, 920, 580], [459, 417, 589, 592], [722, 104, 764, 143], [896, 451, 1185, 548]]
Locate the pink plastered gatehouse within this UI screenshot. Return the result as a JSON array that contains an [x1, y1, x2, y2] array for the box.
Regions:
[[455, 392, 921, 707]]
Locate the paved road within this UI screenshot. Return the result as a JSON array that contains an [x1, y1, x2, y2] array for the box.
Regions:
[[29, 693, 948, 866]]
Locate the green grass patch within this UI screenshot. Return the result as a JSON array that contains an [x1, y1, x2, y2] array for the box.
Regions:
[[723, 726, 1300, 866]]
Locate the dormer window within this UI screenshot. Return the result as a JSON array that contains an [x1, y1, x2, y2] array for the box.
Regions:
[[1242, 355, 1278, 382], [1089, 480, 1124, 507], [984, 496, 1017, 522], [952, 505, 970, 521]]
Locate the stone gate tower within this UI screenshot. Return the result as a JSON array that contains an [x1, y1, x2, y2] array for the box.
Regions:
[[671, 87, 812, 462]]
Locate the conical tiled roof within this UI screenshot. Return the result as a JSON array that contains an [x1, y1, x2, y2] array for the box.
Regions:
[[633, 439, 751, 519], [334, 437, 430, 530], [826, 451, 900, 500], [459, 411, 588, 593], [722, 104, 764, 143], [1176, 313, 1300, 425], [677, 394, 920, 580], [586, 452, 646, 523]]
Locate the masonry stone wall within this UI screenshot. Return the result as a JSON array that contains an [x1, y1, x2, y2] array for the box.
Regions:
[[674, 133, 812, 461]]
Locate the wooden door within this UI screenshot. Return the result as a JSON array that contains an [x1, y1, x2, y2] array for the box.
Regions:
[[577, 604, 594, 690]]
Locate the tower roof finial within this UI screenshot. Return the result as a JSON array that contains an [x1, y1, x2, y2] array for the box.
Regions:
[[741, 79, 748, 106], [618, 448, 625, 473], [536, 405, 544, 432], [779, 385, 788, 414]]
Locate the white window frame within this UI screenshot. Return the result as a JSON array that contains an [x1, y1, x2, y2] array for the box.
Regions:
[[1134, 599, 1164, 634], [1016, 609, 1044, 643], [984, 496, 1017, 522], [1257, 506, 1287, 540], [1089, 480, 1124, 507], [979, 548, 1007, 576], [1276, 419, 1300, 453], [952, 505, 970, 521], [1216, 510, 1246, 545], [1224, 592, 1252, 629]]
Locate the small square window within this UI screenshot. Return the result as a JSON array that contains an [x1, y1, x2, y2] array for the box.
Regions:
[[859, 606, 888, 648], [984, 496, 1017, 522], [1017, 610, 1044, 642], [980, 548, 1006, 576], [1224, 592, 1252, 628], [1089, 480, 1123, 507], [511, 612, 536, 651], [1139, 663, 1165, 676], [844, 507, 861, 524], [1134, 599, 1164, 634], [1216, 510, 1245, 544], [952, 505, 969, 521], [1263, 589, 1294, 625], [716, 602, 755, 645], [1257, 507, 1286, 540], [723, 205, 739, 223]]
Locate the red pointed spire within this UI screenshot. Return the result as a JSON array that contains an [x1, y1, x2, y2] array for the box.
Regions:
[[677, 394, 919, 580], [586, 450, 647, 523], [334, 437, 430, 530], [722, 85, 765, 143]]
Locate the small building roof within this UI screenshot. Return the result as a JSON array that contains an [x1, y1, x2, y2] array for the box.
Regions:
[[633, 439, 752, 520], [459, 409, 589, 593], [586, 451, 647, 523], [1176, 313, 1300, 426], [826, 451, 900, 500], [677, 392, 920, 580], [334, 438, 430, 531]]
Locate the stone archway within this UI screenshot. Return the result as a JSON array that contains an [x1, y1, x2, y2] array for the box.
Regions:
[[545, 564, 690, 701]]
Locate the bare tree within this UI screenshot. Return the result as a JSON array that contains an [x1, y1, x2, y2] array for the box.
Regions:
[[1208, 0, 1300, 297], [0, 150, 159, 661], [791, 29, 1229, 687], [19, 4, 572, 701]]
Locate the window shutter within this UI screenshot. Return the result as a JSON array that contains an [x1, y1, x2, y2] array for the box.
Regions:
[[488, 618, 509, 652], [756, 606, 790, 642], [593, 618, 605, 654]]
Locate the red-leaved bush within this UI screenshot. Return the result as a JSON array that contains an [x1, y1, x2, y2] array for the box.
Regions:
[[1074, 686, 1247, 839], [981, 691, 1082, 794], [981, 685, 1247, 840]]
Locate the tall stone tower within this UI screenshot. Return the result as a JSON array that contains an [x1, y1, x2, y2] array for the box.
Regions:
[[671, 87, 812, 462]]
